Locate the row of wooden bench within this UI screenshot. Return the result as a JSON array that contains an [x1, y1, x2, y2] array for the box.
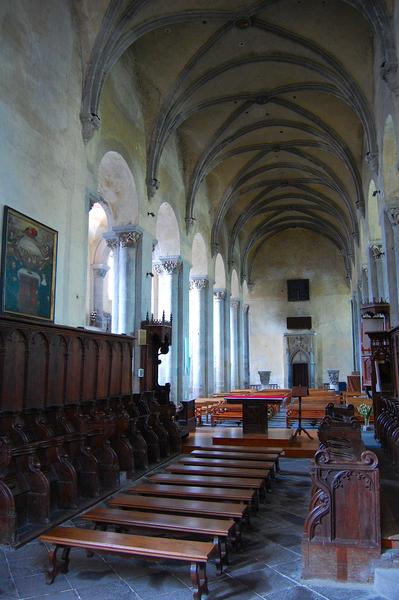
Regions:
[[40, 444, 284, 600], [286, 391, 371, 428]]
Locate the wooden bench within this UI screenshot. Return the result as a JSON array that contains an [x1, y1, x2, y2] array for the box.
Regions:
[[40, 526, 215, 600], [165, 463, 273, 488], [166, 464, 269, 480], [108, 494, 250, 525], [179, 456, 275, 471], [193, 445, 283, 455], [191, 449, 278, 463], [146, 473, 267, 503], [128, 483, 257, 507], [82, 507, 236, 571]]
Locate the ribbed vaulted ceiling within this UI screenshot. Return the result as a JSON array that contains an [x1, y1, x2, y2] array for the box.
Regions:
[[81, 0, 397, 281]]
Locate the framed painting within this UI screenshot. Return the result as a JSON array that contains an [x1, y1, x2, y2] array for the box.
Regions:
[[0, 206, 58, 322]]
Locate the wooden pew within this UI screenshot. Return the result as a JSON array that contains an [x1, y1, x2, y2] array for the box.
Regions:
[[82, 507, 236, 571], [165, 464, 272, 486], [179, 457, 275, 472], [40, 526, 215, 600], [145, 473, 267, 502], [128, 483, 257, 507], [192, 445, 283, 455], [108, 494, 249, 524], [191, 449, 277, 462]]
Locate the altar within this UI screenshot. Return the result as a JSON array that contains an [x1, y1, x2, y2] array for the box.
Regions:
[[224, 391, 288, 433]]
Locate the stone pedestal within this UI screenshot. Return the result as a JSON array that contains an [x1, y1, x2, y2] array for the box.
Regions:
[[327, 369, 340, 391], [258, 370, 271, 389]]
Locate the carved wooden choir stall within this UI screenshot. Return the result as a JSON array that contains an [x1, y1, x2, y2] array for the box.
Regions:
[[0, 315, 181, 546], [302, 405, 381, 583]]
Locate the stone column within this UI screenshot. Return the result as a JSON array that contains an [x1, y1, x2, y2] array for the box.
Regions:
[[224, 290, 232, 391], [213, 289, 226, 392], [230, 298, 240, 390], [189, 277, 209, 398], [242, 304, 250, 388], [114, 227, 142, 335], [385, 206, 399, 325], [91, 263, 109, 328], [369, 242, 385, 300], [157, 256, 183, 403], [132, 229, 153, 391], [104, 235, 119, 333], [361, 264, 369, 303]]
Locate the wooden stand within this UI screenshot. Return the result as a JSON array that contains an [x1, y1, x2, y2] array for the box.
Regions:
[[291, 386, 312, 440]]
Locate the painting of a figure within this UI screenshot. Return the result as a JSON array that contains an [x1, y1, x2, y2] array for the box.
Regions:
[[1, 206, 57, 322]]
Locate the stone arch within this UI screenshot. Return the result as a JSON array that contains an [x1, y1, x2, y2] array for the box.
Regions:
[[154, 202, 181, 258], [191, 233, 208, 276], [214, 253, 226, 289], [231, 269, 240, 298], [87, 202, 113, 330], [98, 151, 139, 226]]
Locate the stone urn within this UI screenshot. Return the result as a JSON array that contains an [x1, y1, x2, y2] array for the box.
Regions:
[[258, 371, 271, 389], [327, 369, 340, 392]]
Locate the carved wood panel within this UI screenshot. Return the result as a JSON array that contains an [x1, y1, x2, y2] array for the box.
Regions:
[[0, 317, 134, 411], [25, 332, 48, 409]]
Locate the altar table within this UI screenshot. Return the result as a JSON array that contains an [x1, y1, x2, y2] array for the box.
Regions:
[[224, 392, 288, 433]]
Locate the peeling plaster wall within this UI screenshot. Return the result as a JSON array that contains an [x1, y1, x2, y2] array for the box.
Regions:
[[0, 0, 88, 326], [249, 229, 353, 388]]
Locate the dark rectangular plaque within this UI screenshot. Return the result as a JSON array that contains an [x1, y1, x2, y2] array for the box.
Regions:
[[287, 279, 309, 302], [287, 316, 312, 329]]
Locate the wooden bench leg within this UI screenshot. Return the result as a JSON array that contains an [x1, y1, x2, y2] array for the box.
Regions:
[[190, 562, 208, 600], [60, 547, 71, 574], [233, 522, 242, 549], [46, 545, 61, 584]]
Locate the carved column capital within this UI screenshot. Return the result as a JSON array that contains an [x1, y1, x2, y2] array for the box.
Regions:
[[189, 277, 209, 290], [152, 262, 164, 276], [370, 242, 384, 260], [386, 205, 399, 227], [230, 298, 240, 310], [213, 288, 226, 301], [80, 111, 101, 144], [365, 151, 379, 175], [381, 61, 399, 96], [119, 230, 142, 247], [104, 234, 119, 250], [160, 256, 182, 274]]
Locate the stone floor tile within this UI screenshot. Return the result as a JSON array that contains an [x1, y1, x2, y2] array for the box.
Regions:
[[209, 574, 262, 600], [268, 558, 303, 580], [228, 564, 298, 596], [20, 591, 80, 600], [306, 583, 376, 600], [76, 579, 140, 600], [262, 585, 327, 599], [125, 571, 190, 598], [0, 577, 18, 599], [14, 573, 71, 598], [264, 530, 303, 548], [8, 553, 48, 579]]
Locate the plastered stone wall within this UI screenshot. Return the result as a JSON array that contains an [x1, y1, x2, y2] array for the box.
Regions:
[[0, 0, 88, 326], [249, 229, 353, 388]]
